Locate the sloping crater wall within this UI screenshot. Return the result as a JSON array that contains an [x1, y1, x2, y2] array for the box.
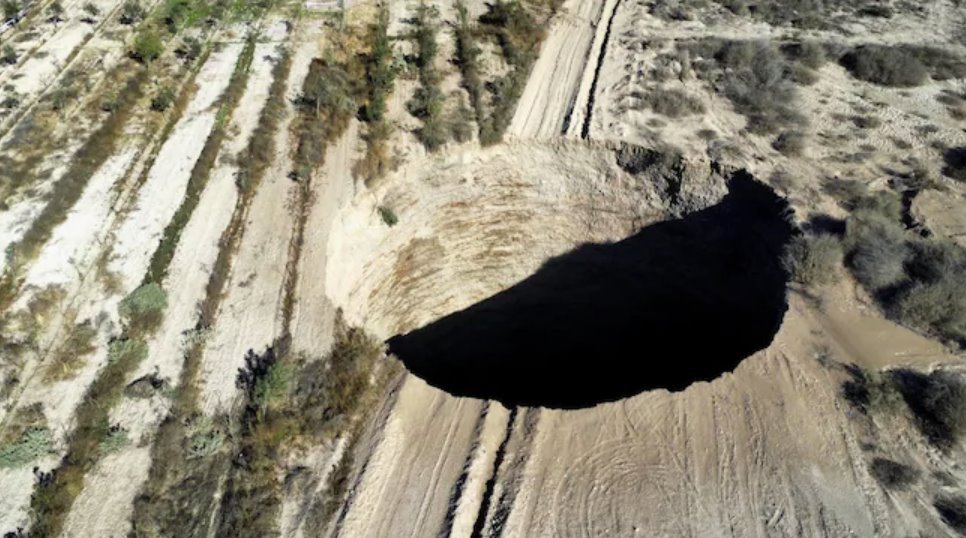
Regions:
[[325, 141, 790, 407]]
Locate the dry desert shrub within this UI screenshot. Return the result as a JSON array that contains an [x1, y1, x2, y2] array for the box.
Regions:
[[841, 189, 966, 346], [840, 45, 966, 86], [638, 88, 706, 117], [841, 45, 927, 86], [686, 39, 804, 134], [782, 233, 842, 286], [844, 210, 909, 292], [868, 457, 919, 490], [892, 369, 966, 450], [843, 366, 966, 450], [772, 130, 807, 156]]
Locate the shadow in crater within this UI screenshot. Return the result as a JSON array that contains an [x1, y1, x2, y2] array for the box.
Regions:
[[388, 172, 794, 408]]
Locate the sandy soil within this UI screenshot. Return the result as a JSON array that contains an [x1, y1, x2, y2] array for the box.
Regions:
[[508, 0, 608, 139], [0, 0, 125, 135], [288, 120, 361, 357], [58, 40, 282, 538], [335, 377, 486, 537], [0, 45, 242, 533], [318, 2, 966, 535], [492, 293, 955, 538], [20, 148, 137, 290], [326, 139, 676, 337], [105, 43, 244, 296], [197, 34, 318, 416]]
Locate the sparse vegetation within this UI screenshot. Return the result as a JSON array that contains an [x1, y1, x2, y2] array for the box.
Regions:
[[772, 130, 806, 156], [407, 1, 449, 151], [638, 88, 705, 118], [892, 369, 966, 450], [0, 69, 149, 311], [121, 0, 145, 24], [150, 85, 176, 111], [2, 44, 17, 64], [146, 39, 254, 284], [688, 39, 803, 134], [355, 7, 398, 184], [44, 321, 98, 381], [292, 56, 356, 180], [782, 233, 842, 286], [236, 47, 290, 193], [454, 1, 483, 128], [844, 364, 966, 450], [840, 188, 966, 346], [132, 30, 164, 63], [476, 0, 549, 144], [0, 428, 53, 468], [216, 321, 390, 536]]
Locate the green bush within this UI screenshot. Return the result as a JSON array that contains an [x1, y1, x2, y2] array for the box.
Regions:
[[868, 457, 919, 490], [841, 364, 904, 413], [2, 44, 17, 65], [82, 1, 99, 17], [841, 46, 928, 87], [46, 1, 64, 21], [151, 86, 176, 112], [132, 31, 164, 63], [2, 0, 21, 21], [120, 0, 145, 24], [842, 189, 966, 345], [360, 7, 396, 123], [119, 283, 167, 336], [107, 338, 147, 365], [782, 40, 827, 69], [0, 428, 53, 468], [175, 37, 202, 62], [454, 1, 483, 128], [783, 233, 842, 286], [99, 426, 130, 455], [378, 206, 398, 227], [187, 419, 225, 459]]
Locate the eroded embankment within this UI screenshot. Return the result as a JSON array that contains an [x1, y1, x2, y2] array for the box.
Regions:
[[326, 140, 790, 407]]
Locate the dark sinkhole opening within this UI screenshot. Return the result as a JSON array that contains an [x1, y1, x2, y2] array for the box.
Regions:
[[388, 172, 794, 409]]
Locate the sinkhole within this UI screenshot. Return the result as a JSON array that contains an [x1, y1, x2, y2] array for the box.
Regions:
[[385, 172, 793, 408]]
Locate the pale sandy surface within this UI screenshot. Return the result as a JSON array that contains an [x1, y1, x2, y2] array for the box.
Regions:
[[0, 45, 241, 533], [197, 34, 314, 416]]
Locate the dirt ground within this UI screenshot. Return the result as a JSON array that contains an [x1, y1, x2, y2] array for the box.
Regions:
[[1, 0, 965, 536]]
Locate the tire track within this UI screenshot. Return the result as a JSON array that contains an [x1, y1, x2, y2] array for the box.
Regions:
[[578, 0, 620, 140], [470, 407, 518, 538]]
